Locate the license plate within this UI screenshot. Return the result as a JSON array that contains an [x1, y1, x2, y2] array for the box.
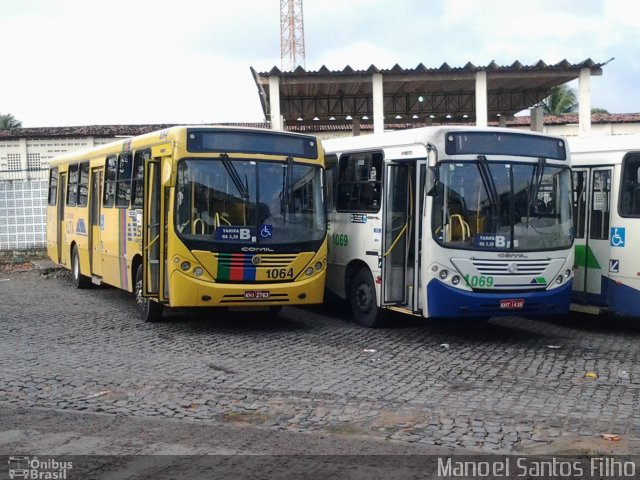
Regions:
[[500, 299, 524, 310], [244, 290, 270, 300]]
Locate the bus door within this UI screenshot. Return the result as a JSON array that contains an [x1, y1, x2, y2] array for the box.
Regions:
[[382, 161, 412, 305], [573, 167, 613, 304], [89, 167, 103, 277], [142, 158, 164, 299], [56, 172, 67, 264]]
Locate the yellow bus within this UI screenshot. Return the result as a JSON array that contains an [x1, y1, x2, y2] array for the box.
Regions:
[[46, 126, 327, 321]]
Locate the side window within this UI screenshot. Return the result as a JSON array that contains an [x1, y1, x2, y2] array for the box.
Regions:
[[66, 164, 79, 206], [589, 169, 611, 240], [131, 149, 150, 208], [325, 154, 337, 213], [116, 152, 133, 207], [572, 170, 587, 238], [336, 152, 382, 212], [48, 168, 58, 206], [620, 153, 640, 217], [77, 162, 90, 207], [104, 156, 117, 207]]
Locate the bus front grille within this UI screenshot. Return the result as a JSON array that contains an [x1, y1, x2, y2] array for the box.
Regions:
[[215, 254, 298, 269], [471, 258, 551, 275]]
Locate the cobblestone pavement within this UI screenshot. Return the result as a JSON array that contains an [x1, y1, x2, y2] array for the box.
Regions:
[[1, 266, 639, 454]]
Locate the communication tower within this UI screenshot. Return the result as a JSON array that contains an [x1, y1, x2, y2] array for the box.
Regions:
[[280, 0, 306, 71]]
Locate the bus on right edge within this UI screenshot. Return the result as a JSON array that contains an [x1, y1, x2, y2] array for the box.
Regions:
[[569, 135, 640, 317]]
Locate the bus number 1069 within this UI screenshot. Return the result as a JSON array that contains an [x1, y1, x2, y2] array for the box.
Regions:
[[464, 275, 494, 288]]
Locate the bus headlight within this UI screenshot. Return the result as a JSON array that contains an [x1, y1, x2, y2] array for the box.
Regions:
[[555, 274, 563, 284], [180, 261, 191, 271], [193, 267, 204, 277], [451, 275, 461, 285], [565, 269, 572, 278], [305, 267, 314, 276], [314, 261, 323, 271], [439, 269, 449, 280]]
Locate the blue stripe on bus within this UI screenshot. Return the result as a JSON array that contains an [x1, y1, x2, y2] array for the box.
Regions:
[[426, 279, 572, 318], [607, 278, 640, 317]]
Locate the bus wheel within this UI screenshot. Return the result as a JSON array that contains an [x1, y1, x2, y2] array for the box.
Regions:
[[71, 245, 91, 289], [135, 265, 163, 322], [349, 268, 385, 328]]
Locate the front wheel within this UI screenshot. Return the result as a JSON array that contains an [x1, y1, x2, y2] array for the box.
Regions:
[[349, 268, 385, 328], [135, 265, 163, 322], [71, 245, 91, 289]]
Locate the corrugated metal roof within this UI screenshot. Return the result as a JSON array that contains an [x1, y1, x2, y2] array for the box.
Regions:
[[251, 59, 607, 125]]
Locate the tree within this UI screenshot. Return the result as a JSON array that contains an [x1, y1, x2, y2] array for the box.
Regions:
[[0, 113, 22, 129], [542, 85, 577, 115], [591, 108, 609, 114]]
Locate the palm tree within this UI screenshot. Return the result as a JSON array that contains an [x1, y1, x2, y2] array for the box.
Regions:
[[0, 113, 22, 129], [542, 85, 577, 115]]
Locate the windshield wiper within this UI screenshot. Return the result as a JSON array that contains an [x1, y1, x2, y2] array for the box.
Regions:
[[526, 157, 546, 227], [280, 156, 294, 220], [477, 155, 498, 215], [221, 154, 249, 201]]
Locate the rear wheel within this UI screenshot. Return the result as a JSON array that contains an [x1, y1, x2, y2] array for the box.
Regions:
[[71, 245, 91, 289], [135, 264, 163, 322], [349, 268, 385, 328]]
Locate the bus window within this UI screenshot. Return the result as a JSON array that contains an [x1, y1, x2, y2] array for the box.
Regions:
[[131, 150, 149, 208], [620, 153, 640, 217], [325, 154, 337, 212], [77, 162, 90, 207], [66, 163, 79, 206], [48, 168, 58, 206], [336, 152, 382, 212], [589, 170, 610, 240], [572, 170, 587, 238], [104, 156, 117, 207], [116, 152, 133, 207]]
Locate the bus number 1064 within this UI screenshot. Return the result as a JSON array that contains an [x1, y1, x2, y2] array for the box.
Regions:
[[265, 268, 294, 279]]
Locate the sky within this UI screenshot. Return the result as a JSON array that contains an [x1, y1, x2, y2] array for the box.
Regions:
[[1, 0, 639, 128]]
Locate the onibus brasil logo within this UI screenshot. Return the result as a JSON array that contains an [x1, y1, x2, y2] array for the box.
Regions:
[[8, 456, 73, 479]]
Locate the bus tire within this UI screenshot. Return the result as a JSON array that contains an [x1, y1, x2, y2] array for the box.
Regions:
[[135, 265, 163, 322], [71, 245, 91, 289], [349, 268, 385, 328]]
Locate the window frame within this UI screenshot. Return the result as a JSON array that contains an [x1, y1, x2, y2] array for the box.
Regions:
[[48, 167, 59, 206], [131, 149, 150, 208], [77, 161, 90, 207], [618, 152, 640, 218], [66, 163, 79, 206], [335, 151, 383, 213], [103, 155, 117, 208]]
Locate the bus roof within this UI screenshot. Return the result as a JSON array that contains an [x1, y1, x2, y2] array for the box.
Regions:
[[322, 125, 565, 155], [48, 125, 317, 166]]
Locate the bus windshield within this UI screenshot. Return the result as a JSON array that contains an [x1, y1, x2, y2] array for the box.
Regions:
[[176, 158, 326, 244], [432, 160, 573, 251]]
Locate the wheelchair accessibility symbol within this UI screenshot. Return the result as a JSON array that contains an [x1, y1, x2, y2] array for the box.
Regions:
[[260, 224, 273, 238], [610, 227, 625, 247]]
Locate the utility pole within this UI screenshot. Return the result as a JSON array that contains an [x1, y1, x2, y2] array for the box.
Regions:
[[280, 0, 306, 71]]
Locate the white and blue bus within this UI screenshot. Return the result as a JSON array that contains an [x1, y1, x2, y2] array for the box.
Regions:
[[323, 127, 574, 327], [569, 135, 640, 317]]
